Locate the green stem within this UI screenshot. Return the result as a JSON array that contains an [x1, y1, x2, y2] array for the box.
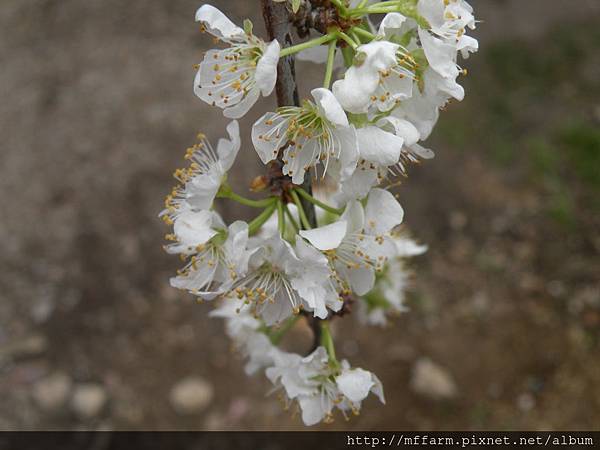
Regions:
[[283, 204, 300, 232], [320, 321, 340, 369], [322, 40, 337, 89], [349, 29, 362, 45], [279, 32, 338, 58], [336, 31, 359, 50], [277, 199, 285, 234], [248, 202, 277, 235], [349, 2, 403, 17], [295, 187, 344, 215], [351, 7, 398, 16], [341, 46, 355, 67], [364, 0, 402, 6], [352, 26, 376, 40], [270, 315, 301, 345], [290, 190, 312, 230], [218, 186, 276, 208], [330, 0, 349, 16]]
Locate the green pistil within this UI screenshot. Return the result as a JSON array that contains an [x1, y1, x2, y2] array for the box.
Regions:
[[209, 229, 228, 247]]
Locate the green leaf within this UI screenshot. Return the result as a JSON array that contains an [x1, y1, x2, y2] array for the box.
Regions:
[[291, 0, 301, 13], [243, 18, 253, 35]]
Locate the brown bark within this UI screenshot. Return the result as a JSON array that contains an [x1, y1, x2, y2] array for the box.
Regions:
[[261, 0, 321, 351], [260, 0, 317, 229]]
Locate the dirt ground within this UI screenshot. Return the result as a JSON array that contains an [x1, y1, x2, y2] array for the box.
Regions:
[[0, 0, 599, 430]]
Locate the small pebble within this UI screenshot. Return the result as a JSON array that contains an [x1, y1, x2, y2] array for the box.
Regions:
[[32, 372, 72, 411], [170, 376, 214, 415], [71, 384, 108, 419], [411, 358, 458, 400]]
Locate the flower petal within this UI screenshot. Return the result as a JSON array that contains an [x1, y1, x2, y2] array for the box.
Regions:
[[334, 125, 360, 181], [216, 120, 241, 171], [311, 88, 348, 127], [172, 210, 217, 250], [332, 41, 399, 114], [377, 12, 408, 38], [336, 368, 375, 403], [256, 40, 280, 96], [223, 86, 260, 119], [394, 236, 428, 257], [371, 373, 386, 404], [346, 266, 375, 296], [341, 200, 365, 233], [299, 220, 347, 251], [340, 160, 380, 201], [356, 125, 403, 166], [365, 188, 404, 234], [417, 0, 445, 31], [252, 112, 288, 164], [458, 35, 479, 58], [195, 4, 244, 40], [292, 239, 332, 319], [377, 116, 420, 146], [298, 395, 327, 426], [418, 28, 459, 79]]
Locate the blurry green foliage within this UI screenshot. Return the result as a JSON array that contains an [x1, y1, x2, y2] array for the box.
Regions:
[[558, 122, 600, 190], [434, 21, 599, 226]]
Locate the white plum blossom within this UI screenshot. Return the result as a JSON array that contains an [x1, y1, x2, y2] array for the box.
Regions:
[[340, 116, 433, 200], [266, 347, 384, 425], [418, 0, 478, 58], [418, 27, 461, 80], [300, 188, 404, 296], [252, 88, 359, 184], [358, 233, 428, 326], [332, 40, 415, 114], [161, 0, 480, 427], [161, 120, 240, 225], [231, 235, 338, 325], [166, 210, 254, 300], [194, 5, 280, 118], [413, 0, 478, 104], [336, 363, 385, 407], [376, 12, 410, 39]]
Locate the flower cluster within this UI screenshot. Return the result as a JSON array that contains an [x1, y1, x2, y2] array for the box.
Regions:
[[162, 0, 477, 426]]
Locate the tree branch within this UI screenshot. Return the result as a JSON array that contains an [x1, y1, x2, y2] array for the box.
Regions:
[[261, 0, 317, 229], [261, 0, 321, 354]]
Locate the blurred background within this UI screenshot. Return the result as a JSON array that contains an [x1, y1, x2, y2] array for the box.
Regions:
[[0, 0, 599, 430]]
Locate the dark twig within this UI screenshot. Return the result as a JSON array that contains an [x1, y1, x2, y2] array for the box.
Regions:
[[261, 0, 317, 228], [261, 0, 320, 352]]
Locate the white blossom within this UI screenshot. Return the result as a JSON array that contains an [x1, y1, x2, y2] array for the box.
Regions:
[[376, 12, 410, 39], [266, 347, 384, 425], [332, 40, 415, 114], [194, 5, 280, 118], [160, 0, 481, 427], [418, 0, 478, 58], [161, 120, 240, 225], [300, 188, 404, 296], [166, 210, 254, 300], [358, 233, 427, 326], [340, 116, 433, 200], [231, 235, 338, 325], [252, 88, 359, 184]]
